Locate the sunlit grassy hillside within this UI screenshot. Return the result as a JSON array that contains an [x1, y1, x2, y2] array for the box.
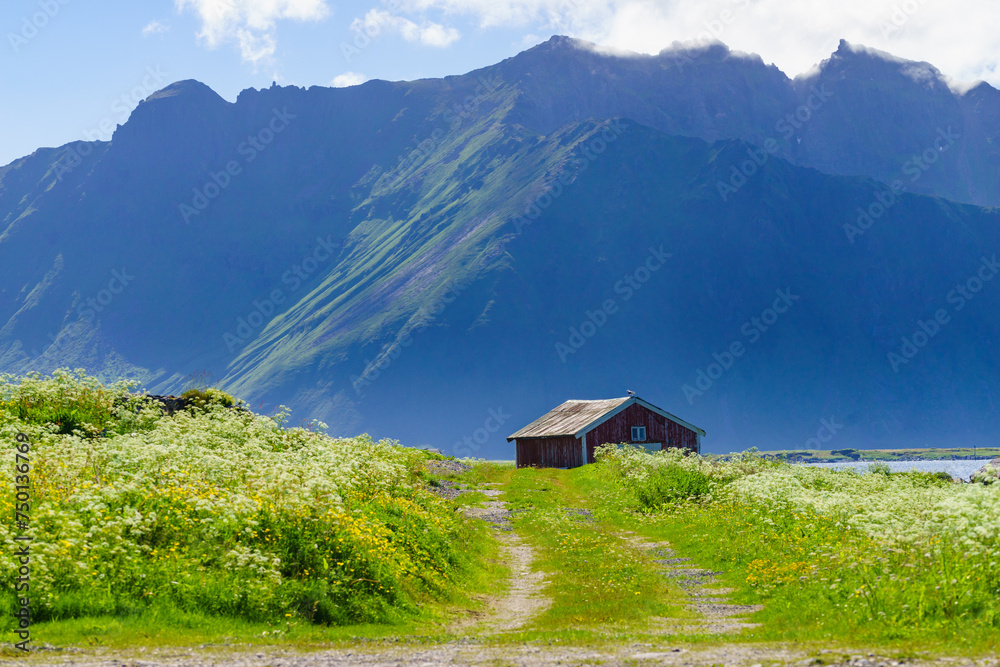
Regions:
[[596, 445, 1000, 648], [0, 370, 487, 630]]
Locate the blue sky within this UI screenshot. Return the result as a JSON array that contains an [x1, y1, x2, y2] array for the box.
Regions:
[[2, 0, 998, 168]]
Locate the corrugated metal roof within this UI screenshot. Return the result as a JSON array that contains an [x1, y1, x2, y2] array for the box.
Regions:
[[507, 397, 631, 439]]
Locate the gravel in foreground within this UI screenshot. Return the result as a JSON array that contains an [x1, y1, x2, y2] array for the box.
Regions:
[[7, 644, 1000, 667]]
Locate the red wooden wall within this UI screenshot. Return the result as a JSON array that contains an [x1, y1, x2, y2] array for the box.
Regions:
[[515, 436, 582, 468], [584, 403, 698, 463]]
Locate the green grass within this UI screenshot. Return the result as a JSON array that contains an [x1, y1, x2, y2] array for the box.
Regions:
[[593, 446, 1000, 654], [634, 505, 991, 644], [426, 460, 516, 487], [0, 598, 498, 656], [500, 466, 693, 639]]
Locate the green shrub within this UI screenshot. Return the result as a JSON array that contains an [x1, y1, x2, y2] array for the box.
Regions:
[[893, 470, 954, 486], [971, 459, 999, 485], [0, 369, 163, 437], [867, 461, 892, 475], [632, 463, 714, 508], [180, 387, 237, 410], [0, 369, 114, 435], [596, 444, 741, 509]]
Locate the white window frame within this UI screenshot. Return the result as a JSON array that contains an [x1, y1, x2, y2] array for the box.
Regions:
[[631, 425, 646, 442]]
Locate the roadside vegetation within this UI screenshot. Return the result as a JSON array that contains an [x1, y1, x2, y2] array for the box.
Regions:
[[595, 445, 1000, 651], [0, 370, 499, 647]]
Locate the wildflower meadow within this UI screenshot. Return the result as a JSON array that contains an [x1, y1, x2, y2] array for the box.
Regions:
[[0, 370, 484, 628], [596, 445, 1000, 646]]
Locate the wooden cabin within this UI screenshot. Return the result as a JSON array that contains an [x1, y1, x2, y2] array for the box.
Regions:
[[506, 396, 705, 468]]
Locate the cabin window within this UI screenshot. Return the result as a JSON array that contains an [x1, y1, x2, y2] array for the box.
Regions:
[[631, 426, 646, 442]]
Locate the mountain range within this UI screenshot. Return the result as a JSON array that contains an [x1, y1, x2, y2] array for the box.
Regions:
[[2, 36, 999, 456]]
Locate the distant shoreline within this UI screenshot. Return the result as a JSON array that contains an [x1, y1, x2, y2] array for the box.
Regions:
[[729, 447, 1000, 464]]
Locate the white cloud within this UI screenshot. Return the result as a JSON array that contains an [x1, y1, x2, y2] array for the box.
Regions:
[[386, 0, 1000, 86], [515, 33, 545, 50], [176, 0, 331, 65], [142, 20, 170, 36], [351, 9, 460, 47], [331, 71, 368, 86], [398, 0, 603, 29]]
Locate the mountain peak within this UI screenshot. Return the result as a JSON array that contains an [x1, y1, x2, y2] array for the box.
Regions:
[[826, 40, 943, 77], [518, 34, 649, 61], [108, 79, 232, 159], [797, 39, 953, 94], [831, 39, 914, 66], [145, 79, 229, 106], [536, 34, 594, 52]]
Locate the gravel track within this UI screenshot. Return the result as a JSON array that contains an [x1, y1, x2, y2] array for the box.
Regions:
[[10, 644, 999, 666], [452, 497, 551, 633], [622, 534, 762, 635]]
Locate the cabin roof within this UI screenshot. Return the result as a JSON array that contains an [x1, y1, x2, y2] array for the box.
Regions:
[[506, 396, 705, 440]]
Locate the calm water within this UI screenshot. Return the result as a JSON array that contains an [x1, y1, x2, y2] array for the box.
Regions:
[[801, 459, 993, 481]]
